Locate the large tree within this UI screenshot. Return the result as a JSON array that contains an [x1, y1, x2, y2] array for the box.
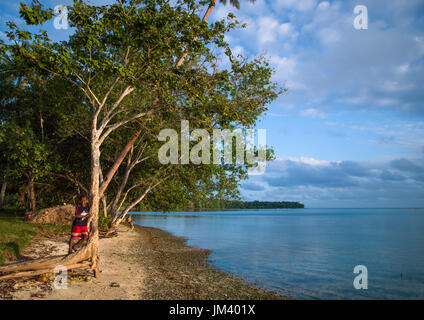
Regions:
[[0, 0, 280, 278]]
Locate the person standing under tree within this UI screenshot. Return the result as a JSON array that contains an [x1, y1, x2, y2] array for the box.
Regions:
[[69, 195, 91, 254]]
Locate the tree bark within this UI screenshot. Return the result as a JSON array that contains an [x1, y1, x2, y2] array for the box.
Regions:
[[87, 129, 101, 277], [28, 177, 36, 211], [110, 186, 151, 229], [99, 168, 108, 218], [108, 149, 134, 218], [99, 129, 141, 198], [0, 243, 94, 274], [101, 195, 107, 218], [0, 261, 91, 281], [108, 172, 172, 232]]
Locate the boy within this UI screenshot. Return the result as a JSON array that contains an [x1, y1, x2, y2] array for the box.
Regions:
[[69, 195, 91, 254]]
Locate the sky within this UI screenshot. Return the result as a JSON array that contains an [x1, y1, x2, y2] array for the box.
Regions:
[[1, 0, 424, 208]]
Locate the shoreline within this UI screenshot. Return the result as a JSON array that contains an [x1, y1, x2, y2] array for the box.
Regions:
[[1, 223, 288, 300], [132, 224, 287, 300]]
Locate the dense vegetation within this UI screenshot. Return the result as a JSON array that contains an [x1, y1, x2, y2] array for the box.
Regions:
[[219, 200, 304, 209], [189, 199, 304, 210], [135, 198, 304, 211], [0, 1, 284, 224]]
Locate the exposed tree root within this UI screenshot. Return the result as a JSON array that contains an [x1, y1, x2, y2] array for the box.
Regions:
[[0, 242, 95, 280], [0, 261, 91, 281], [100, 229, 118, 238]]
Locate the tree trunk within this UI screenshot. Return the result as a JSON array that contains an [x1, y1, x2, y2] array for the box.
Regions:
[[0, 244, 94, 274], [176, 0, 217, 68], [99, 168, 108, 218], [101, 195, 107, 218], [108, 187, 150, 232], [87, 133, 101, 277], [0, 261, 91, 281], [99, 129, 141, 198], [0, 180, 6, 210], [108, 154, 133, 218], [0, 121, 102, 278]]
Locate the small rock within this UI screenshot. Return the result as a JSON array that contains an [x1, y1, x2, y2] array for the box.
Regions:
[[109, 282, 120, 288]]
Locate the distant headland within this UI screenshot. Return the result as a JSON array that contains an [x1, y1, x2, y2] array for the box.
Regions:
[[134, 200, 305, 212], [187, 200, 305, 210]]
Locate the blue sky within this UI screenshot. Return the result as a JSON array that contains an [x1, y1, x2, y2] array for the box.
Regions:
[[1, 0, 424, 207]]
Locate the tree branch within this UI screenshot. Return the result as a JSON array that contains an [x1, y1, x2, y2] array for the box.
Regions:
[[99, 129, 142, 198]]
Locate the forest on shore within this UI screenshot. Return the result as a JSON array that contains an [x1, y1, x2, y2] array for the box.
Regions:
[[173, 199, 305, 210], [0, 0, 287, 278]]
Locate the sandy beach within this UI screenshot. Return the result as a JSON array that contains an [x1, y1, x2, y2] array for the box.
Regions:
[[0, 223, 287, 300]]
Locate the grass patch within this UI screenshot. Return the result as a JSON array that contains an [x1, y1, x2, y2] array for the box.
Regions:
[[0, 210, 71, 265]]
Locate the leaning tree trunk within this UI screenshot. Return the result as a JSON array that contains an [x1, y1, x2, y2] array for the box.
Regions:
[[109, 186, 151, 231]]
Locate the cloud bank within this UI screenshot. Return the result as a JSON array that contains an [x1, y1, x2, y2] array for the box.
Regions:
[[242, 156, 424, 207]]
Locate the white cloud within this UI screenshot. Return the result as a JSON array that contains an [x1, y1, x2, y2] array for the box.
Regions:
[[276, 0, 317, 11], [300, 108, 326, 118], [316, 27, 341, 44], [275, 156, 331, 166], [397, 64, 410, 74], [277, 22, 299, 42], [269, 55, 296, 81], [257, 16, 280, 44], [232, 45, 245, 57], [317, 1, 330, 10], [211, 0, 424, 116]]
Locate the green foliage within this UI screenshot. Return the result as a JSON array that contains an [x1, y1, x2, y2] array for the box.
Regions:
[[219, 200, 305, 209], [0, 0, 285, 215], [175, 199, 304, 210], [98, 212, 112, 231], [2, 123, 52, 180], [19, 0, 53, 26]]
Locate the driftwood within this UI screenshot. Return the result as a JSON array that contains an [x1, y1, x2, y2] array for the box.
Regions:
[[0, 240, 96, 281]]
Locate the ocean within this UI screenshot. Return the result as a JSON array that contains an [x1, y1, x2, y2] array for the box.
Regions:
[[131, 208, 424, 299]]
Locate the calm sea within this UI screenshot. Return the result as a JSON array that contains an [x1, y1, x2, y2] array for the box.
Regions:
[[131, 208, 424, 299]]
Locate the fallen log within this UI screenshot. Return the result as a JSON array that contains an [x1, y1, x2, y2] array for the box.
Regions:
[[0, 261, 91, 281], [0, 242, 93, 275]]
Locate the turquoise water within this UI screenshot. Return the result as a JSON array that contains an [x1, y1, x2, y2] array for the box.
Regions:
[[131, 208, 424, 299]]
